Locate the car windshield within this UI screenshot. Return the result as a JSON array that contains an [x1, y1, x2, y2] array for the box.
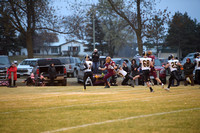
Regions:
[[112, 59, 121, 65], [59, 58, 70, 64], [70, 58, 74, 63], [0, 57, 10, 65], [20, 60, 36, 66], [38, 59, 62, 66]]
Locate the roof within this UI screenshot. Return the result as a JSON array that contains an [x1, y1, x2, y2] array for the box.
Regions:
[[49, 35, 87, 47]]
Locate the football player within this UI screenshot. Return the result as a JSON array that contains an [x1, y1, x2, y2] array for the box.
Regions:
[[194, 52, 200, 85], [99, 56, 117, 88], [139, 51, 154, 92], [83, 55, 93, 90], [165, 54, 182, 91], [147, 50, 164, 88]]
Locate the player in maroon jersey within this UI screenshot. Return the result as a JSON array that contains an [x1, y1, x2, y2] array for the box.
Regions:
[[99, 56, 117, 88], [147, 50, 164, 89]]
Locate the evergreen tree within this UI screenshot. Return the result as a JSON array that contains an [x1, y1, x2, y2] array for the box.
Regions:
[[0, 15, 18, 55], [166, 12, 198, 57], [85, 10, 106, 55]]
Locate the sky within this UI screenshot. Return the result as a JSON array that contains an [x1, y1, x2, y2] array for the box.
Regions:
[[156, 0, 200, 22], [53, 0, 200, 22], [53, 0, 200, 44]]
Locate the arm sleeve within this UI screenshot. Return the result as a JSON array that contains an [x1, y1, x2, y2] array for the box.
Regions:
[[83, 63, 88, 71]]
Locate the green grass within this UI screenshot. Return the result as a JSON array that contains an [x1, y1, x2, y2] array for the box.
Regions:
[[0, 85, 200, 133]]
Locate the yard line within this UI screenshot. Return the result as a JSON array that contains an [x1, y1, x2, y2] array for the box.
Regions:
[[0, 92, 195, 114], [41, 107, 200, 133]]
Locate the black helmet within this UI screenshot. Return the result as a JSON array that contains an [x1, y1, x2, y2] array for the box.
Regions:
[[142, 51, 148, 57], [85, 55, 90, 59], [168, 54, 174, 60], [194, 52, 199, 58]]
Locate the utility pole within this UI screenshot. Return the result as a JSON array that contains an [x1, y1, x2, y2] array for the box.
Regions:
[[93, 7, 95, 50]]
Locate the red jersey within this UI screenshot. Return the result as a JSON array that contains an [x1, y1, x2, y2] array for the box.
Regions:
[[149, 55, 155, 63], [105, 61, 115, 73]]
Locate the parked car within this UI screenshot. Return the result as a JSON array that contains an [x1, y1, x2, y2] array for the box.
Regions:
[[17, 58, 39, 77], [134, 56, 166, 85], [159, 58, 168, 66], [112, 58, 131, 69], [0, 55, 11, 86], [59, 57, 81, 77], [76, 56, 106, 85], [32, 58, 67, 86]]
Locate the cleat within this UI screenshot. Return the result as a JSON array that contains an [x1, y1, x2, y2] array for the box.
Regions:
[[186, 77, 191, 84], [104, 85, 110, 88], [150, 89, 154, 92], [161, 83, 164, 89], [150, 88, 154, 92], [164, 88, 170, 91]]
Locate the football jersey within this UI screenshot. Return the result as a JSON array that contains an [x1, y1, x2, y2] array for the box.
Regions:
[[117, 69, 127, 77], [84, 61, 93, 72], [168, 59, 179, 72], [195, 58, 200, 70], [139, 57, 152, 70], [149, 55, 155, 64]]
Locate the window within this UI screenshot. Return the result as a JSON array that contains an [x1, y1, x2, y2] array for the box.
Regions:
[[34, 49, 40, 54], [51, 47, 58, 53]]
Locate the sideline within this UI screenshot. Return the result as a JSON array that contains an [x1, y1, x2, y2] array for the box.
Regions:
[[41, 107, 200, 133]]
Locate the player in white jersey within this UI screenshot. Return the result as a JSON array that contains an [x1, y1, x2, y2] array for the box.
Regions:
[[117, 62, 135, 87], [194, 52, 200, 85], [139, 51, 154, 92], [164, 54, 182, 91], [83, 55, 93, 90]]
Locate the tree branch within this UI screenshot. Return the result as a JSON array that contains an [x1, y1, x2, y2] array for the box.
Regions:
[[107, 0, 136, 31]]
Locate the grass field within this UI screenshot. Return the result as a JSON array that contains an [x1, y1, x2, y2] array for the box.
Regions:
[[0, 85, 200, 133]]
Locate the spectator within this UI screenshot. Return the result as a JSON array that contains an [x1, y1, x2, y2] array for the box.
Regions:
[[183, 58, 194, 86], [92, 48, 100, 74], [7, 63, 17, 87], [22, 72, 35, 86], [194, 52, 200, 85], [131, 59, 139, 85], [48, 63, 57, 86]]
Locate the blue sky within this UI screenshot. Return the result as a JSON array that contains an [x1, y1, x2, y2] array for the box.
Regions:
[[156, 0, 200, 21], [53, 0, 200, 22]]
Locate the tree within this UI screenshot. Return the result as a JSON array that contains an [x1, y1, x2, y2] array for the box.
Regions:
[[85, 8, 106, 55], [166, 12, 198, 58], [0, 13, 19, 55], [107, 0, 169, 55], [145, 15, 166, 56], [34, 31, 58, 55], [97, 0, 136, 57], [0, 0, 77, 58]]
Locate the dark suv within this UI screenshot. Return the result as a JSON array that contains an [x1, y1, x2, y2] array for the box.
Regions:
[[0, 56, 11, 86]]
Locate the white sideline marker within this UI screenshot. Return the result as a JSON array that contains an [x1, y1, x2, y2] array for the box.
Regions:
[[41, 107, 200, 133]]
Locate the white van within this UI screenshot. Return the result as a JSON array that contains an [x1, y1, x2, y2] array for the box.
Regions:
[[17, 58, 39, 76]]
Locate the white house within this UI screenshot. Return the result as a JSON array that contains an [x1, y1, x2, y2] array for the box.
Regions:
[[32, 35, 90, 56]]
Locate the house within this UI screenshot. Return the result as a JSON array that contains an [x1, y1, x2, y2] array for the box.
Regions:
[[33, 37, 90, 56]]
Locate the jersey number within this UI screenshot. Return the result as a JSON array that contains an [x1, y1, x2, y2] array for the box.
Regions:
[[171, 62, 177, 68], [143, 60, 150, 67]]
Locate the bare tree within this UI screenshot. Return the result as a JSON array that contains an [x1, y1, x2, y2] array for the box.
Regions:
[[0, 0, 77, 58], [107, 0, 169, 55]]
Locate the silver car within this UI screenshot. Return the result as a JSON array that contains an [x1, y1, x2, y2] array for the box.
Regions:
[[59, 57, 81, 77]]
